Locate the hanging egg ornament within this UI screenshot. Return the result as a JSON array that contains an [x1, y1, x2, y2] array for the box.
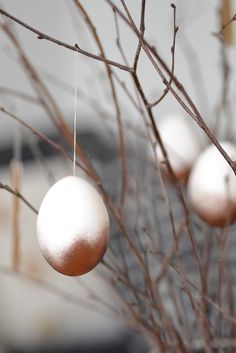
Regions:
[[37, 176, 110, 276], [188, 141, 236, 227], [155, 113, 203, 181]]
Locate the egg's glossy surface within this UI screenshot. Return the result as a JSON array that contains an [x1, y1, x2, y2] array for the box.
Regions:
[[37, 176, 109, 276], [155, 113, 203, 181], [188, 142, 236, 227]]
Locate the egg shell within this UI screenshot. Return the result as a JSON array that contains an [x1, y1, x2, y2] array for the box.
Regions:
[[155, 113, 203, 181], [188, 141, 236, 227], [37, 176, 109, 276]]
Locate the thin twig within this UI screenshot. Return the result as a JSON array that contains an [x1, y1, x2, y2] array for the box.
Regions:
[[74, 0, 128, 218], [0, 106, 89, 175], [0, 8, 133, 73], [0, 180, 37, 214], [113, 8, 130, 67], [220, 12, 236, 36], [133, 0, 146, 73], [0, 86, 40, 104], [149, 4, 178, 108]]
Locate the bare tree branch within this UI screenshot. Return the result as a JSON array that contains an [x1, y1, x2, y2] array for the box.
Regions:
[[0, 8, 133, 73]]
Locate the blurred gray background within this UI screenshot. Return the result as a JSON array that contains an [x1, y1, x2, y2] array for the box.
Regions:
[[0, 1, 236, 352]]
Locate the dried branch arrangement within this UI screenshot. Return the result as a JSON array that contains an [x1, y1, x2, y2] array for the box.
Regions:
[[1, 1, 236, 352]]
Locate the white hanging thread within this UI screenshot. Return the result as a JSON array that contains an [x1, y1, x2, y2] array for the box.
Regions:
[[36, 46, 110, 277], [73, 47, 78, 176]]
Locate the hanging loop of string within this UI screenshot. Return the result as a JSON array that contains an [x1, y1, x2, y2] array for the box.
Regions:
[[73, 44, 79, 176]]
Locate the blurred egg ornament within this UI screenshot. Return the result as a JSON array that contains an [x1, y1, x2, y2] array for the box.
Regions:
[[155, 113, 203, 181], [37, 176, 109, 276], [188, 141, 236, 227]]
